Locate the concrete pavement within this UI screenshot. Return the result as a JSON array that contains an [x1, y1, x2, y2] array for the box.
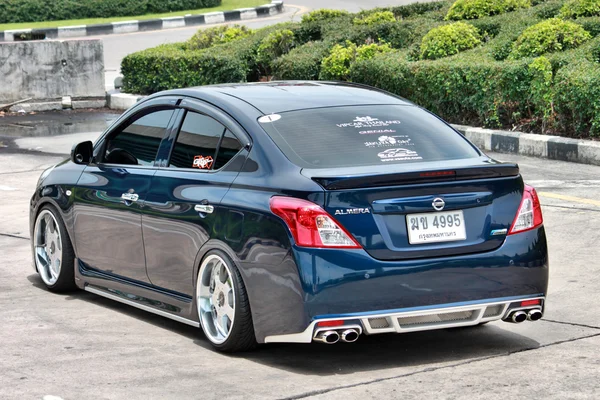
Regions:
[[1, 118, 599, 399]]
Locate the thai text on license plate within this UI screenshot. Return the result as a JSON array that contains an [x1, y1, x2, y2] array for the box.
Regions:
[[406, 210, 467, 244]]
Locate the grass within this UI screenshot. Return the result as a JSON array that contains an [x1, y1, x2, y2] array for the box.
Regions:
[[0, 0, 267, 31]]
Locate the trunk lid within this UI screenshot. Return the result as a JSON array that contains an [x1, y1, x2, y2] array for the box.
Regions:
[[304, 159, 523, 260]]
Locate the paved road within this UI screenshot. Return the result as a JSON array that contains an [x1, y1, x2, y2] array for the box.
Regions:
[[96, 0, 436, 87], [1, 121, 599, 399]]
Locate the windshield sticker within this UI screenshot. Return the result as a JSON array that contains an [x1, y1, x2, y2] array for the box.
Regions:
[[377, 148, 423, 162], [365, 135, 412, 148], [337, 116, 402, 129], [193, 155, 214, 169]]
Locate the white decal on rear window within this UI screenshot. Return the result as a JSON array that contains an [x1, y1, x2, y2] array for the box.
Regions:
[[364, 135, 412, 148], [377, 148, 423, 162], [337, 116, 401, 129], [258, 114, 282, 123], [359, 129, 397, 135]]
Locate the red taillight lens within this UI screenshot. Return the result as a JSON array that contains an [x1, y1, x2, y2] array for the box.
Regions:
[[317, 320, 344, 327], [269, 196, 361, 248], [521, 299, 541, 307], [508, 184, 544, 235]]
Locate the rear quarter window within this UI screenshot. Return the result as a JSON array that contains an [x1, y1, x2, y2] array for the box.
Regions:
[[258, 105, 480, 169]]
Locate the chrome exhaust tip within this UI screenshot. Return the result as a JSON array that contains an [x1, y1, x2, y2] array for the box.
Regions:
[[340, 329, 359, 343], [313, 330, 340, 344], [511, 311, 527, 323], [527, 309, 542, 321]]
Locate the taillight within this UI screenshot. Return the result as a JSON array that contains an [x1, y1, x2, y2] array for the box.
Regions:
[[508, 184, 544, 235], [269, 196, 361, 248]]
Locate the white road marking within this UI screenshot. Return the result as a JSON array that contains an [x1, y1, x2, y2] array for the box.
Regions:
[[0, 185, 17, 191]]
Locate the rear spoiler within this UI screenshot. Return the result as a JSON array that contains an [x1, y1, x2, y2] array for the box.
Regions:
[[310, 164, 520, 190]]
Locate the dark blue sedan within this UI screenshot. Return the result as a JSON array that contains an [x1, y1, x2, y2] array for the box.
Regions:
[[30, 82, 548, 352]]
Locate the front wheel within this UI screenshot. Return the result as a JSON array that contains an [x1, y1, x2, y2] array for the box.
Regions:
[[196, 251, 256, 352], [32, 205, 76, 292]]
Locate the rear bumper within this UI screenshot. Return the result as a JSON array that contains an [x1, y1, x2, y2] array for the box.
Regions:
[[264, 295, 545, 343], [245, 226, 548, 343]]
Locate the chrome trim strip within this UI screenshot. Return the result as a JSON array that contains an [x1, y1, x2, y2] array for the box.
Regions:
[[85, 286, 200, 328], [264, 296, 544, 344]]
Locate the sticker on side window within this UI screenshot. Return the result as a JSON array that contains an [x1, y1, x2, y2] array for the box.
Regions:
[[193, 155, 214, 169]]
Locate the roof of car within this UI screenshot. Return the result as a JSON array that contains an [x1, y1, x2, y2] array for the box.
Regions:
[[174, 81, 412, 114]]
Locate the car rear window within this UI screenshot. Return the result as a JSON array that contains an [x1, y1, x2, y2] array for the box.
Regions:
[[258, 105, 480, 169]]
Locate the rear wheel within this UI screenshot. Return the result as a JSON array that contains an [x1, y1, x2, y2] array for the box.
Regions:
[[33, 205, 76, 292], [196, 251, 256, 352]]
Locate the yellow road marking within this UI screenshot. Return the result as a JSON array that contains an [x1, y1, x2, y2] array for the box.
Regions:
[[538, 192, 600, 207]]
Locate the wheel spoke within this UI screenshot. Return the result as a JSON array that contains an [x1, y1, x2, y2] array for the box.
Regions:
[[222, 304, 234, 321]]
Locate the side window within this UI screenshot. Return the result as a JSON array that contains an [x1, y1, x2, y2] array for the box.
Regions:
[[214, 130, 243, 170], [169, 111, 242, 170], [104, 109, 174, 166]]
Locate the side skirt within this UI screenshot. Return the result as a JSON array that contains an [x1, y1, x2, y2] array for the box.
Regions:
[[84, 286, 199, 328], [75, 259, 199, 328]]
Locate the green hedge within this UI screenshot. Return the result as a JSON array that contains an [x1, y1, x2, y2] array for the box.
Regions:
[[0, 0, 221, 24], [272, 41, 332, 80], [121, 0, 600, 138]]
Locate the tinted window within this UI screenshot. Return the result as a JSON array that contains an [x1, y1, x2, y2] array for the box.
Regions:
[[169, 111, 242, 170], [259, 105, 480, 168], [104, 109, 174, 166], [215, 130, 243, 170]]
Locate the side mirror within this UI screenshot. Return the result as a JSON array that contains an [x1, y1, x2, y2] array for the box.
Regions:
[[71, 141, 94, 165]]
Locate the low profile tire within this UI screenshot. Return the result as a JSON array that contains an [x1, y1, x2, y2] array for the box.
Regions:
[[32, 205, 76, 292], [196, 250, 256, 352]]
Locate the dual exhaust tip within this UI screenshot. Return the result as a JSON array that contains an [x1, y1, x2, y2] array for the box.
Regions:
[[313, 328, 360, 344], [510, 309, 542, 323]]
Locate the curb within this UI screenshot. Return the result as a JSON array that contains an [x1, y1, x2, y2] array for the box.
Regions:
[[106, 91, 144, 110], [453, 125, 600, 167], [7, 98, 106, 112], [0, 1, 284, 42]]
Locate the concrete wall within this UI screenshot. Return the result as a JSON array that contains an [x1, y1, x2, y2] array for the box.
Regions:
[[0, 39, 104, 103]]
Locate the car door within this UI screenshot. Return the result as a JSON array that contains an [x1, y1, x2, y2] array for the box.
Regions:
[[72, 101, 179, 283], [142, 98, 249, 296]]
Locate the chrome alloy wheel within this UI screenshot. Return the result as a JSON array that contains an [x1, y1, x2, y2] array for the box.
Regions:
[[197, 255, 236, 344], [33, 210, 63, 286]]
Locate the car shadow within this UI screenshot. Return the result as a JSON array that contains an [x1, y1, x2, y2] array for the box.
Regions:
[[28, 273, 541, 376]]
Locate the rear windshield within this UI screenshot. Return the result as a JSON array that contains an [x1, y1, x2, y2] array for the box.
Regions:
[[259, 105, 480, 169]]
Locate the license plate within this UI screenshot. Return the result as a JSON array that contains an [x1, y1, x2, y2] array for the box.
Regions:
[[406, 210, 467, 245]]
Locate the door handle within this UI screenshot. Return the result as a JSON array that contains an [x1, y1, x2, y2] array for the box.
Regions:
[[194, 204, 214, 214], [121, 193, 139, 202]]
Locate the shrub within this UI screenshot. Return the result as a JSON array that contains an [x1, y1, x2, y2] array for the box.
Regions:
[[0, 0, 221, 24], [389, 1, 447, 18], [320, 42, 392, 80], [529, 56, 555, 132], [121, 43, 247, 95], [256, 29, 296, 72], [578, 16, 600, 35], [554, 60, 600, 136], [350, 52, 534, 128], [353, 11, 396, 25], [301, 9, 349, 23], [420, 22, 481, 59], [560, 0, 600, 18], [446, 0, 531, 20], [511, 18, 592, 58], [534, 0, 564, 18], [272, 41, 332, 80], [187, 25, 253, 50]]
